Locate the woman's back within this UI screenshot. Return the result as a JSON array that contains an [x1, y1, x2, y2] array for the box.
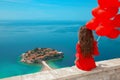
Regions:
[[75, 40, 99, 71]]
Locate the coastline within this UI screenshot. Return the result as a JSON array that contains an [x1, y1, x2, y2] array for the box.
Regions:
[[41, 61, 55, 71], [1, 61, 55, 80], [41, 64, 53, 71], [3, 58, 120, 80]]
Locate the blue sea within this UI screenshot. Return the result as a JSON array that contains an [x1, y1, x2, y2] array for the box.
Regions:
[[0, 20, 120, 79]]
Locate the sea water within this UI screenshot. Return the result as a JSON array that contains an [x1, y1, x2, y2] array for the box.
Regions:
[[0, 20, 120, 78]]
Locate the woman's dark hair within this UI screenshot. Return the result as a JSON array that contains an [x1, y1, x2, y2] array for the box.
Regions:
[[78, 25, 94, 58]]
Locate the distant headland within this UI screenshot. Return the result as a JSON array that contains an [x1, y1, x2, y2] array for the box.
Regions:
[[21, 48, 64, 64]]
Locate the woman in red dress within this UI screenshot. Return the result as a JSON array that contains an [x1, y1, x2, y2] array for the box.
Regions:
[[75, 26, 99, 71]]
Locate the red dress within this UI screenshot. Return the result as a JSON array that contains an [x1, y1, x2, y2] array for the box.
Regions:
[[75, 41, 99, 71]]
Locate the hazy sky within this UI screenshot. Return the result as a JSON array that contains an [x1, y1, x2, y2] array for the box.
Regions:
[[0, 0, 98, 21]]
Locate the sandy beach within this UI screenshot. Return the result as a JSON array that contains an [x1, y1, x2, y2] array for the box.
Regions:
[[41, 65, 52, 71], [41, 61, 54, 71]]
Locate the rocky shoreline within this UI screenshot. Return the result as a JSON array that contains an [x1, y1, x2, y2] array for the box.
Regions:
[[21, 48, 64, 64]]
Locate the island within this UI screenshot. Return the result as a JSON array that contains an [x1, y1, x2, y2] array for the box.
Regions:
[[21, 48, 64, 64]]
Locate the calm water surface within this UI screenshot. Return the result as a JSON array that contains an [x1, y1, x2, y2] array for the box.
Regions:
[[0, 20, 120, 78]]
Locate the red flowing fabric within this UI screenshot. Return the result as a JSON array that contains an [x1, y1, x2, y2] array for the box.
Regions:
[[75, 41, 99, 71]]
